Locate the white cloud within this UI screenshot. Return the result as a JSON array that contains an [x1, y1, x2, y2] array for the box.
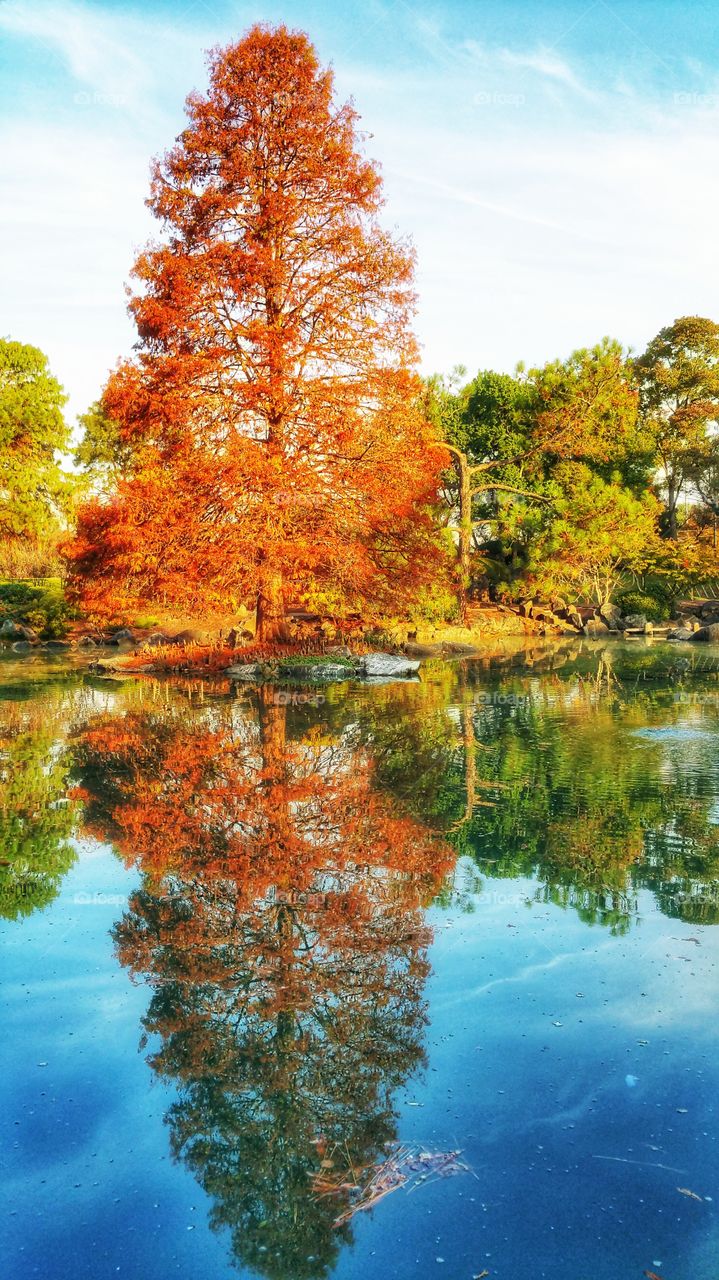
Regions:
[[3, 0, 719, 423]]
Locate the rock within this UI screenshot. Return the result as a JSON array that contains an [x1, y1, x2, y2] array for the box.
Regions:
[[0, 619, 37, 642], [700, 600, 719, 619], [77, 635, 97, 648], [225, 663, 261, 679], [44, 639, 72, 650], [109, 628, 135, 645], [143, 632, 172, 648], [11, 640, 33, 652], [360, 652, 421, 677], [622, 613, 647, 629], [599, 603, 622, 628], [690, 623, 719, 643], [282, 662, 354, 680], [583, 618, 610, 637], [564, 608, 584, 631], [667, 627, 694, 641], [174, 628, 209, 644]]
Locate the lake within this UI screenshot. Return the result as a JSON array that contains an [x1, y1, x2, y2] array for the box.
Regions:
[[2, 641, 719, 1280]]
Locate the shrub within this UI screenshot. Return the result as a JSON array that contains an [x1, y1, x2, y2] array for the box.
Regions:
[[0, 580, 74, 638], [615, 589, 671, 622]]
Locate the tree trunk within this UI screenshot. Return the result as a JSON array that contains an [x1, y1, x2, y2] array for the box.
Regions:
[[452, 450, 472, 621], [256, 564, 289, 643], [665, 476, 679, 539]]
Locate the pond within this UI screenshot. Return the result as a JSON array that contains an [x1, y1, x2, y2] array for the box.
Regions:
[[2, 641, 719, 1280]]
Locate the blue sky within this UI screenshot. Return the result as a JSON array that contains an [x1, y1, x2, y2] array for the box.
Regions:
[[2, 0, 719, 421]]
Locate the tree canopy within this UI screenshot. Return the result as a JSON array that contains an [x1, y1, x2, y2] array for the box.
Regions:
[[66, 25, 447, 636], [0, 338, 71, 551]]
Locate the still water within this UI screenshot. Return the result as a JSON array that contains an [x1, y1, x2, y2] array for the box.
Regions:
[[2, 642, 719, 1280]]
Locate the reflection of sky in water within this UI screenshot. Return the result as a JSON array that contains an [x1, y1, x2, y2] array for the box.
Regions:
[[2, 651, 719, 1280]]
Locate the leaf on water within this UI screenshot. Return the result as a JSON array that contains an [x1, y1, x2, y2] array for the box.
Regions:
[[677, 1183, 702, 1201], [312, 1142, 474, 1227], [643, 1271, 664, 1279]]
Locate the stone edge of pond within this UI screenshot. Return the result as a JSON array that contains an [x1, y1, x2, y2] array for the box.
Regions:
[[83, 651, 424, 684]]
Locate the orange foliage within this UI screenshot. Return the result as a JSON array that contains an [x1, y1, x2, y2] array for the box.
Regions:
[[73, 691, 454, 1272], [76, 690, 452, 903], [65, 25, 448, 637]]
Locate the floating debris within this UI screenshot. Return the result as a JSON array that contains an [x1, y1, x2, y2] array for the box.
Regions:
[[677, 1186, 704, 1202], [311, 1141, 474, 1227]]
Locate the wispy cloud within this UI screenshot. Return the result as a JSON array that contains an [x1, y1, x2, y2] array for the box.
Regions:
[[3, 0, 719, 418]]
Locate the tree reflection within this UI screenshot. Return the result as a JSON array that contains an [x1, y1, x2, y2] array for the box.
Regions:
[[451, 666, 719, 930], [0, 694, 77, 919], [75, 688, 452, 1278]]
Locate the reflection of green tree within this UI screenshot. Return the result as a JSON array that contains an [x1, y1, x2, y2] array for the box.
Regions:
[[451, 668, 719, 930], [0, 700, 77, 919], [76, 693, 450, 1279]]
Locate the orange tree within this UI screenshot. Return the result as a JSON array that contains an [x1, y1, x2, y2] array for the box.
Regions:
[[66, 25, 447, 638]]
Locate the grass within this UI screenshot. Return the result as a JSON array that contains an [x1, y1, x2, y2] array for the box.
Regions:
[[276, 653, 358, 670]]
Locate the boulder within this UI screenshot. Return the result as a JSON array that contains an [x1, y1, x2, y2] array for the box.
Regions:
[[583, 618, 610, 637], [174, 628, 210, 644], [564, 608, 584, 631], [599, 603, 622, 629], [109, 628, 135, 645], [360, 652, 421, 677], [143, 632, 172, 648], [225, 663, 261, 680], [0, 619, 37, 642], [405, 641, 442, 658], [11, 640, 33, 652], [44, 639, 72, 650], [690, 623, 719, 643], [700, 600, 719, 619], [77, 635, 98, 648], [622, 613, 647, 629], [667, 627, 694, 641], [279, 662, 354, 680]]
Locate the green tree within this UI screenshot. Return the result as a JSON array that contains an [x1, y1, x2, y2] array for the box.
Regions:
[[634, 316, 719, 538], [427, 339, 646, 605], [530, 462, 661, 607], [74, 401, 129, 490], [0, 339, 72, 553]]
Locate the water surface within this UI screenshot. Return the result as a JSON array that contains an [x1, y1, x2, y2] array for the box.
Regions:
[[2, 641, 719, 1279]]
